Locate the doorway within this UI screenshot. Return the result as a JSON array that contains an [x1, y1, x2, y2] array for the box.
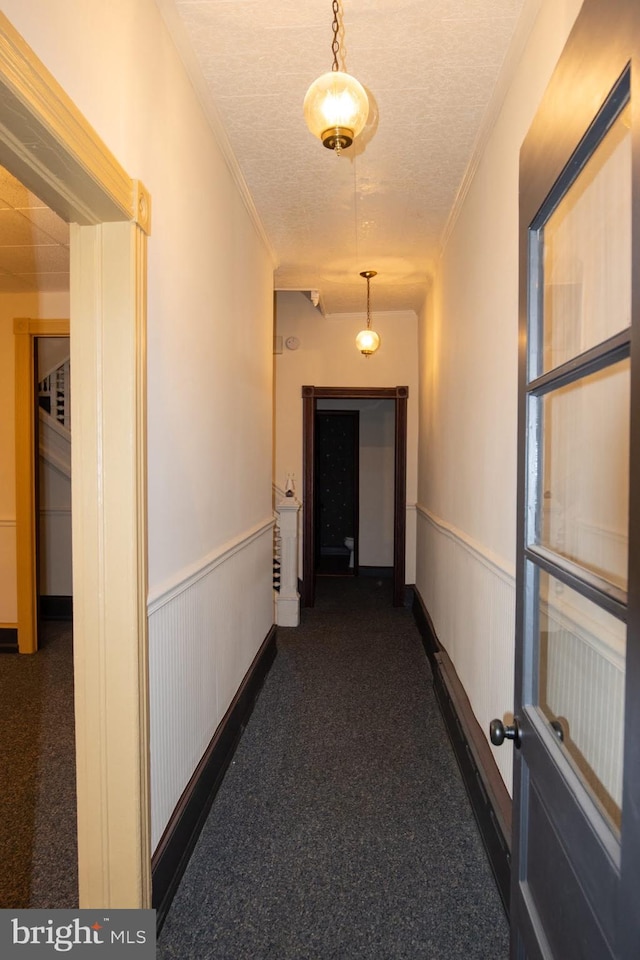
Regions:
[[36, 335, 72, 625], [0, 13, 151, 906], [302, 385, 408, 607], [15, 319, 70, 654]]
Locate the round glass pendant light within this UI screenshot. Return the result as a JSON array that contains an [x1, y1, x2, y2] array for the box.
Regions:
[[356, 270, 380, 357], [355, 327, 381, 356], [303, 70, 369, 151], [303, 1, 369, 153]]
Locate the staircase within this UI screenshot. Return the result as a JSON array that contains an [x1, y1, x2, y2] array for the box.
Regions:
[[38, 357, 70, 429], [38, 357, 71, 477], [37, 354, 72, 604]]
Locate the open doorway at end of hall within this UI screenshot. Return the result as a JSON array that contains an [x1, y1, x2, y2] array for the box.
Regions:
[[302, 386, 408, 607], [315, 400, 395, 579]]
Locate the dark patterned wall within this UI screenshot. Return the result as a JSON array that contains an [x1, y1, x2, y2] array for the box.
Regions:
[[315, 412, 358, 549]]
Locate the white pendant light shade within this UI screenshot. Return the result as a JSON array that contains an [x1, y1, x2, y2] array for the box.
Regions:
[[355, 328, 381, 357], [303, 70, 369, 150], [356, 269, 380, 357]]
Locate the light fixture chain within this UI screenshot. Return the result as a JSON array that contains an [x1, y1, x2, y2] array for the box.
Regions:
[[331, 0, 340, 71], [366, 274, 371, 329]]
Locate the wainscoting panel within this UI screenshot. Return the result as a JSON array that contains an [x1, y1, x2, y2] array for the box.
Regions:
[[148, 519, 274, 850], [0, 518, 17, 623], [415, 506, 516, 794], [542, 600, 625, 814]]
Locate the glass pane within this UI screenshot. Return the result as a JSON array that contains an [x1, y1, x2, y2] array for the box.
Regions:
[[541, 104, 631, 373], [537, 567, 626, 831], [537, 359, 629, 590]]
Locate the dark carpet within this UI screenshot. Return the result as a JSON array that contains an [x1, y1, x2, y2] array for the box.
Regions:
[[158, 576, 509, 959], [0, 620, 78, 908]]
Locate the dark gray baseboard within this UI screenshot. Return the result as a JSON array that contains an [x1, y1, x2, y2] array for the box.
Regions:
[[412, 588, 512, 914], [152, 624, 277, 931], [359, 565, 393, 578], [40, 595, 73, 620], [0, 627, 18, 653]]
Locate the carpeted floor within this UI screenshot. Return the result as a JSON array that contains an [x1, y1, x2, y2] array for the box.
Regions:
[[0, 620, 78, 908], [158, 576, 509, 960]]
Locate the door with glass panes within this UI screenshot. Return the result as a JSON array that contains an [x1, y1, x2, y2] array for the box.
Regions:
[[490, 1, 640, 957]]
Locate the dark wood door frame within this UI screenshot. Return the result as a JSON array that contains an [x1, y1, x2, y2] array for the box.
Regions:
[[302, 385, 408, 607]]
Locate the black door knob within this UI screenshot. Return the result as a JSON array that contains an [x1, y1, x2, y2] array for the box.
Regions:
[[550, 719, 564, 742], [490, 717, 521, 748]]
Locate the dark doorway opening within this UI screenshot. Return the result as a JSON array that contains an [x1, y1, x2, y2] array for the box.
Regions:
[[315, 410, 359, 577], [302, 386, 408, 607]]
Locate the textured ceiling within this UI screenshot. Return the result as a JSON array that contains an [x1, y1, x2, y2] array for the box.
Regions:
[[167, 0, 527, 313], [0, 166, 69, 292], [0, 2, 527, 312]]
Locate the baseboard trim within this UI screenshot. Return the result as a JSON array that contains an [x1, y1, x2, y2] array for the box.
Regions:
[[40, 595, 73, 620], [358, 565, 393, 578], [411, 589, 439, 670], [0, 627, 18, 653], [151, 624, 277, 931], [412, 588, 512, 914]]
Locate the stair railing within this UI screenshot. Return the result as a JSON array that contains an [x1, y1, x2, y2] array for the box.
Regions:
[[274, 481, 300, 627], [38, 357, 70, 430]]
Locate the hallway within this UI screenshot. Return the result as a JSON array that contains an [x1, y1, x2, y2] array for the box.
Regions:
[[158, 577, 508, 959]]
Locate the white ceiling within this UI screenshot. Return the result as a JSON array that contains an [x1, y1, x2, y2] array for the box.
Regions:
[[163, 0, 528, 313], [0, 167, 69, 293], [0, 1, 529, 313]]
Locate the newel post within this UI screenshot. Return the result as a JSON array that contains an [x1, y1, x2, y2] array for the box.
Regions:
[[275, 494, 301, 627]]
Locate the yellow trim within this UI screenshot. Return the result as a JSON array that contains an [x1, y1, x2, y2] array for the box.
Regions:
[[0, 13, 151, 233], [14, 318, 69, 655], [71, 223, 151, 906], [0, 622, 18, 629], [1, 15, 151, 907], [14, 318, 70, 336]]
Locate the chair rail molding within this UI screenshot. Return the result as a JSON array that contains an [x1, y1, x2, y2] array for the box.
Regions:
[[415, 503, 516, 584], [147, 517, 274, 615]]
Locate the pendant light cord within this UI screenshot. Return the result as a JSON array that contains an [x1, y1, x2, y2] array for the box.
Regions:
[[331, 0, 341, 71]]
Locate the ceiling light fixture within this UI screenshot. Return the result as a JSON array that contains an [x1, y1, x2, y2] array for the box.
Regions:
[[303, 0, 369, 153], [355, 270, 380, 357]]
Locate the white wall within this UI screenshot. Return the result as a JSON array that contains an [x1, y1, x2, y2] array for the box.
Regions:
[[415, 0, 585, 794], [317, 399, 395, 567], [359, 401, 395, 566], [1, 0, 275, 850], [0, 291, 70, 624], [38, 337, 69, 379], [38, 455, 72, 596], [274, 291, 419, 581]]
